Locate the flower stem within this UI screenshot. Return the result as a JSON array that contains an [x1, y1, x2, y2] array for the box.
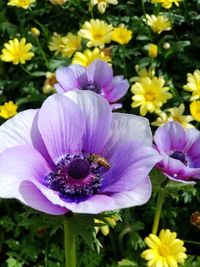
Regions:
[[152, 188, 165, 235], [141, 0, 146, 17], [20, 64, 35, 77], [64, 219, 76, 267], [35, 37, 50, 70]]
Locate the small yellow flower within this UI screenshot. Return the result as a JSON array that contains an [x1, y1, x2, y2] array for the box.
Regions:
[[111, 26, 132, 45], [148, 44, 158, 58], [72, 48, 111, 66], [31, 27, 40, 38], [90, 0, 118, 14], [49, 0, 67, 5], [60, 33, 81, 58], [130, 65, 156, 83], [0, 101, 18, 119], [49, 33, 64, 55], [1, 38, 34, 65], [152, 104, 194, 128], [7, 0, 36, 9], [141, 229, 187, 267], [190, 101, 200, 122], [145, 14, 172, 34], [131, 76, 172, 116], [95, 215, 119, 236], [183, 69, 200, 101], [78, 19, 113, 48], [151, 0, 183, 9], [151, 111, 169, 127], [43, 72, 57, 94]]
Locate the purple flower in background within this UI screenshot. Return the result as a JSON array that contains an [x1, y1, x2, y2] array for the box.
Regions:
[[154, 121, 200, 183], [0, 90, 160, 215], [54, 59, 129, 109]]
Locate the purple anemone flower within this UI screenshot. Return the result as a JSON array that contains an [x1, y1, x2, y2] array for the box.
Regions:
[[154, 121, 200, 183], [54, 59, 129, 109], [0, 90, 160, 215]]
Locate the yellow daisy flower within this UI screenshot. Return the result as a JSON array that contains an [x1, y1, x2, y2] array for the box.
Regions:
[[141, 229, 187, 267], [111, 26, 132, 45], [130, 66, 156, 83], [48, 33, 64, 55], [190, 101, 200, 122], [90, 0, 118, 14], [151, 0, 183, 9], [72, 48, 111, 66], [145, 14, 172, 34], [152, 104, 194, 128], [131, 76, 172, 116], [7, 0, 36, 9], [148, 44, 158, 58], [1, 38, 34, 65], [183, 69, 200, 101], [78, 19, 113, 48], [60, 33, 81, 58], [95, 215, 120, 236], [0, 101, 18, 119]]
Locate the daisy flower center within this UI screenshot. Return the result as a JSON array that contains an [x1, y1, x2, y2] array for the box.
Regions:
[[145, 92, 156, 101], [43, 153, 108, 202], [158, 245, 171, 256]]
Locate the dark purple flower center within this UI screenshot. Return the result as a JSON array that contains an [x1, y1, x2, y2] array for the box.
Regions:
[[43, 153, 108, 203], [82, 82, 102, 94], [68, 158, 90, 179], [170, 151, 187, 165]]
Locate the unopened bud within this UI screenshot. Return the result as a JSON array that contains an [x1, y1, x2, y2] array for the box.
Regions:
[[163, 42, 171, 50], [31, 27, 40, 38]]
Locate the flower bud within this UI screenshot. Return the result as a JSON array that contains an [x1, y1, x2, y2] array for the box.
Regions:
[[31, 27, 40, 38], [148, 44, 158, 58], [163, 42, 171, 49]]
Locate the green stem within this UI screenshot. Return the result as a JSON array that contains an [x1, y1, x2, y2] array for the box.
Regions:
[[152, 189, 165, 235], [20, 64, 35, 77], [64, 219, 76, 267], [141, 0, 146, 17], [184, 240, 200, 246], [35, 37, 50, 70]]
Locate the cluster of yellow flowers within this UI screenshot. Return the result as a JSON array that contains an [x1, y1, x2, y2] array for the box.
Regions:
[[183, 69, 200, 122], [130, 66, 200, 127], [48, 19, 132, 66], [49, 32, 81, 58]]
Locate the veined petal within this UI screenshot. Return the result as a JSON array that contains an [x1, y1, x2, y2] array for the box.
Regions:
[[65, 90, 112, 154], [101, 141, 160, 192], [104, 113, 153, 154], [38, 94, 85, 163], [0, 145, 50, 199], [154, 122, 187, 154], [0, 109, 52, 165], [55, 66, 81, 92], [30, 179, 117, 214], [87, 59, 113, 87], [19, 181, 67, 215], [110, 175, 152, 208], [105, 76, 129, 102]]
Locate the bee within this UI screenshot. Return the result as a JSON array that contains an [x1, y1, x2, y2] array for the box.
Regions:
[[90, 154, 110, 169], [190, 211, 200, 229]]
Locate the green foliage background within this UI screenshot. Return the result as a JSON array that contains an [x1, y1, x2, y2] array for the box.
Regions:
[[0, 0, 200, 266]]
